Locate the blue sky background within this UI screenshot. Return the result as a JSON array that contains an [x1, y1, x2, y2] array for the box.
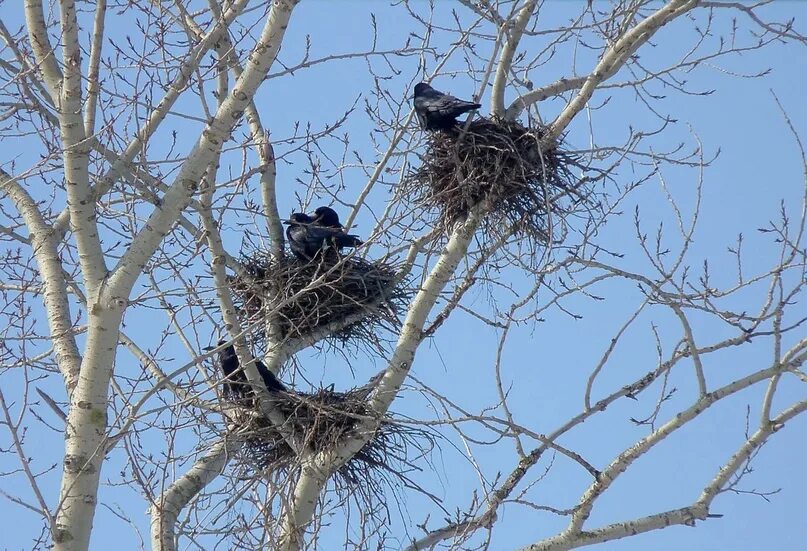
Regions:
[[1, 1, 806, 549]]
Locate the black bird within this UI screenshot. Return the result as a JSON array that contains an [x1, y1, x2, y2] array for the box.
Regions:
[[207, 341, 286, 401], [284, 211, 362, 260], [413, 82, 482, 131]]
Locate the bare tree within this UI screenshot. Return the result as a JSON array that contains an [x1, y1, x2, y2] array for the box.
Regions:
[[1, 1, 805, 550]]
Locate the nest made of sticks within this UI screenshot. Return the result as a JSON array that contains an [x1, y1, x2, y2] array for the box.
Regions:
[[405, 117, 593, 244], [233, 386, 432, 500], [229, 252, 409, 350]]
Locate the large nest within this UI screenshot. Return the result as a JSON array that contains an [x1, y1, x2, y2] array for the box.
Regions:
[[405, 117, 593, 244], [229, 252, 409, 352], [232, 385, 433, 504]]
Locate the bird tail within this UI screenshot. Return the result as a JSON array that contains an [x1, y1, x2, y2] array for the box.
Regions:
[[339, 234, 363, 248], [459, 101, 482, 113]]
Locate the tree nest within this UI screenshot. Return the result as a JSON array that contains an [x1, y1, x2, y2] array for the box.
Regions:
[[232, 385, 432, 499], [405, 117, 591, 243], [229, 252, 409, 350]]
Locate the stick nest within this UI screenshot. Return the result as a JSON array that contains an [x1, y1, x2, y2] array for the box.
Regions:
[[229, 253, 408, 350], [233, 386, 431, 499], [405, 117, 591, 243]]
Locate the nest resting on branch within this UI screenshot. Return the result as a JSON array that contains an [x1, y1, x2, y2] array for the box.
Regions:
[[229, 253, 408, 350], [405, 117, 592, 243], [233, 385, 431, 499]]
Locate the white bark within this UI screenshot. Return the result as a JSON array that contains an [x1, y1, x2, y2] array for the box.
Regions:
[[83, 0, 106, 137], [50, 0, 252, 238], [150, 440, 235, 551], [57, 0, 107, 292], [523, 397, 807, 551], [23, 0, 63, 96], [506, 0, 700, 127], [26, 0, 103, 290], [50, 1, 300, 548], [490, 0, 538, 118], [0, 169, 82, 392], [53, 305, 124, 549]]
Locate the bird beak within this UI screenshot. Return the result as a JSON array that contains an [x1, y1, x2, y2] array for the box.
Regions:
[[281, 219, 292, 225], [202, 345, 217, 352]]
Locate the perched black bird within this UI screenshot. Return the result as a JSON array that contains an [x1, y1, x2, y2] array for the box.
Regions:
[[207, 341, 286, 401], [284, 211, 362, 260], [413, 82, 482, 131]]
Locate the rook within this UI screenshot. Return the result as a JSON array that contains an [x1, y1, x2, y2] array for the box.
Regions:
[[413, 82, 481, 131]]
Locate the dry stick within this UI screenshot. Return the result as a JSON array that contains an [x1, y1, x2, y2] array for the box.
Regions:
[[584, 298, 650, 410], [0, 387, 53, 523]]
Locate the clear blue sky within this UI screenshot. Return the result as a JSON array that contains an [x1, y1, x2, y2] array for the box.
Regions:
[[1, 1, 806, 550]]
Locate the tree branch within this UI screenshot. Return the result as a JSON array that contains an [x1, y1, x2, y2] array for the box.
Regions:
[[491, 0, 538, 118], [149, 439, 236, 551], [0, 169, 81, 392], [106, 0, 299, 300]]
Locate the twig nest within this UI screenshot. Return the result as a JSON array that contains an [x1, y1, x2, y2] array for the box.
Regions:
[[229, 253, 408, 350], [235, 386, 432, 497], [406, 117, 591, 244]]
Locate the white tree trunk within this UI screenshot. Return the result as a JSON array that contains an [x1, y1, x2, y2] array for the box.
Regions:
[[53, 309, 124, 548]]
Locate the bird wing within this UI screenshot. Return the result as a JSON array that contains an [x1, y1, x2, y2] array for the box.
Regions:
[[255, 359, 286, 393], [333, 232, 362, 248], [420, 93, 476, 117], [307, 226, 361, 247], [286, 226, 312, 258], [306, 225, 339, 240]]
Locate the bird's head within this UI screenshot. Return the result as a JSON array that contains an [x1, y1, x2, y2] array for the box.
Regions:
[[313, 206, 342, 228], [413, 82, 432, 99], [203, 339, 227, 352], [283, 212, 313, 225]]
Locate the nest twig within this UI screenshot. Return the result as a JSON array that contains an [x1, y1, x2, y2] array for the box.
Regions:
[[229, 253, 409, 351], [405, 117, 593, 244], [231, 386, 433, 503]]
